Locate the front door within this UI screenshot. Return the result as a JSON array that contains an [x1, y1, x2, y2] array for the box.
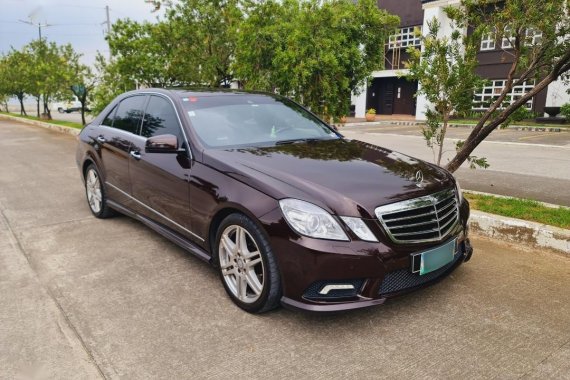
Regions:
[[128, 95, 195, 240]]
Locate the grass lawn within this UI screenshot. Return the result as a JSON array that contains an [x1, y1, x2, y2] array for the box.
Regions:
[[0, 111, 83, 129], [450, 118, 569, 129], [465, 193, 570, 229]]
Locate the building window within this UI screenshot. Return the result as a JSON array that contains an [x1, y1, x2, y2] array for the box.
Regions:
[[501, 26, 513, 49], [388, 26, 422, 49], [480, 29, 496, 51], [501, 26, 543, 49], [473, 80, 535, 111], [526, 28, 542, 45]]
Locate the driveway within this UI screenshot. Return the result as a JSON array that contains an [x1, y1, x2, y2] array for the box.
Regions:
[[1, 119, 570, 379], [342, 124, 570, 206]]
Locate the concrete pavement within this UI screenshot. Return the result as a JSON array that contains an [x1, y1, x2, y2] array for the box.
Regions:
[[342, 125, 570, 206], [1, 119, 570, 379]]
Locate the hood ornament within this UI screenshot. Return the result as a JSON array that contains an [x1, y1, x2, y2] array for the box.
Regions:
[[414, 170, 424, 188]]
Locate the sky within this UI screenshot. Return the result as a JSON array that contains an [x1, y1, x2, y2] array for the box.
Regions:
[[0, 0, 165, 65]]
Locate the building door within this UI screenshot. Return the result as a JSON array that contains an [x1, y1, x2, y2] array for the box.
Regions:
[[393, 79, 418, 115]]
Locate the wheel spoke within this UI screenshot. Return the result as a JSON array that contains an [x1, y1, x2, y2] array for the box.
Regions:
[[221, 234, 236, 257], [236, 227, 247, 254], [237, 274, 247, 300], [245, 270, 263, 295], [246, 255, 262, 268]]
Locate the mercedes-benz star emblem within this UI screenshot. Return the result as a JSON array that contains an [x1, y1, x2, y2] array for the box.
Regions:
[[415, 170, 424, 188]]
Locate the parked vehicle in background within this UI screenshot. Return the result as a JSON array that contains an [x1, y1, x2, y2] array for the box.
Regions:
[[54, 98, 91, 113], [76, 88, 473, 313]]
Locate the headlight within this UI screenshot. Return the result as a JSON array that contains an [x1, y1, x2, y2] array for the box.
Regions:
[[455, 179, 463, 203], [340, 217, 378, 242], [279, 199, 348, 241]]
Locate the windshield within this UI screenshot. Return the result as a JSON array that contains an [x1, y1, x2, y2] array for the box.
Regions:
[[181, 94, 339, 148]]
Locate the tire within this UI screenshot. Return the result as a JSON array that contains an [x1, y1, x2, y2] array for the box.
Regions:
[[214, 213, 282, 313], [84, 164, 115, 219], [57, 107, 64, 113]]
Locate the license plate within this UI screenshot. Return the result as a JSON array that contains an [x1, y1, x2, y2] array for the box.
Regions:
[[411, 239, 456, 275]]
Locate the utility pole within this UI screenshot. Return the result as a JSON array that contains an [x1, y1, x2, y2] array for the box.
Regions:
[[101, 5, 112, 59], [19, 19, 51, 42], [19, 18, 52, 117]]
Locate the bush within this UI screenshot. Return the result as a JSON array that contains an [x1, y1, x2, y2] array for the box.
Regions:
[[366, 108, 376, 115], [510, 107, 535, 121], [561, 103, 570, 119]]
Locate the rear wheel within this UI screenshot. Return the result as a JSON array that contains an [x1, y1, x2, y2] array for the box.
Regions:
[[84, 164, 114, 219], [215, 213, 281, 313]]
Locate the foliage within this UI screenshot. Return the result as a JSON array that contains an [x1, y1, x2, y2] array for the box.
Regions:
[[444, 0, 570, 172], [405, 18, 483, 167], [561, 103, 570, 120], [366, 108, 376, 115], [0, 49, 35, 115], [234, 0, 399, 121], [90, 53, 135, 115]]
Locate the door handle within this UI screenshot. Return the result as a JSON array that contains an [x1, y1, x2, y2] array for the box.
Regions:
[[96, 135, 106, 143], [130, 150, 141, 160]]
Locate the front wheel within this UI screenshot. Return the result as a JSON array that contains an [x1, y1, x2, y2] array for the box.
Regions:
[[215, 214, 281, 313]]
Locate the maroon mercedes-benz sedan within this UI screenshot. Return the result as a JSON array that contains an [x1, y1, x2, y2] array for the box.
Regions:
[[76, 89, 472, 313]]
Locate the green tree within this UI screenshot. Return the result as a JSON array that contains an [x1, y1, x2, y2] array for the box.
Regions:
[[405, 18, 484, 167], [24, 40, 79, 119], [106, 19, 178, 87], [442, 0, 570, 172], [90, 53, 136, 115], [0, 49, 34, 116], [234, 0, 399, 121], [165, 0, 243, 86], [70, 63, 95, 126]]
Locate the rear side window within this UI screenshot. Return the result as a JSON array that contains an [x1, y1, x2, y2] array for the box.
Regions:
[[141, 96, 183, 142], [102, 105, 116, 127], [113, 96, 147, 134]]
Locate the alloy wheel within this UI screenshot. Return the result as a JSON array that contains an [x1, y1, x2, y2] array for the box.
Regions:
[[218, 225, 265, 303], [85, 168, 103, 214]]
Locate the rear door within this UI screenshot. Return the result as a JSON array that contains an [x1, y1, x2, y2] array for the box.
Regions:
[[128, 94, 195, 239], [98, 95, 147, 203]]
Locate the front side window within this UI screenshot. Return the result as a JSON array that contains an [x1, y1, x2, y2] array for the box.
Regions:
[[141, 96, 183, 144], [113, 95, 147, 134], [182, 95, 339, 148]]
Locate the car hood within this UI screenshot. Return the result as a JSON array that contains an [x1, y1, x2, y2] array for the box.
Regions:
[[202, 139, 454, 218]]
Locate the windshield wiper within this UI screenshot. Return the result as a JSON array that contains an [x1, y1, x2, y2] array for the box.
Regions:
[[275, 138, 323, 145]]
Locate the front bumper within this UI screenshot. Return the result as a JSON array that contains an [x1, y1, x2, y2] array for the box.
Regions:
[[259, 199, 472, 313]]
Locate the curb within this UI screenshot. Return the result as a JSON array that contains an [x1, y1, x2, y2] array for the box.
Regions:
[[344, 121, 565, 132], [0, 114, 81, 136], [469, 210, 569, 256]]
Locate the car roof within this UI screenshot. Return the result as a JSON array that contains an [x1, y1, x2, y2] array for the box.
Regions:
[[135, 87, 274, 98]]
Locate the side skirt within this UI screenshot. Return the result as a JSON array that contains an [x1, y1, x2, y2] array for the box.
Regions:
[[107, 200, 212, 264]]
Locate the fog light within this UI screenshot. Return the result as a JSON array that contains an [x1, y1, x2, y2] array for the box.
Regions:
[[319, 284, 355, 295]]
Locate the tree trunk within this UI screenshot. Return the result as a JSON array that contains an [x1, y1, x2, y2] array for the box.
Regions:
[[437, 112, 449, 166], [17, 93, 27, 116], [445, 72, 558, 173], [36, 97, 40, 118]]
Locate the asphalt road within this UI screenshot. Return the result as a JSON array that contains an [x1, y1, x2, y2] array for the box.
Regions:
[[342, 124, 570, 206], [1, 119, 570, 379]]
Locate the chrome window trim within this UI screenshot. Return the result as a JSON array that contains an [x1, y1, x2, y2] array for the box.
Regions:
[[106, 181, 204, 242], [375, 188, 460, 244]]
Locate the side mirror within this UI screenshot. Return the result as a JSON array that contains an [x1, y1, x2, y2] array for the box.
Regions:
[[145, 134, 178, 154]]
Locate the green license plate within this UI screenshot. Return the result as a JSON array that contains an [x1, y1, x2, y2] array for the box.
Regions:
[[416, 239, 456, 275]]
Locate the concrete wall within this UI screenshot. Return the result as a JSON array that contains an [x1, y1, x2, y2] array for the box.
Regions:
[[545, 79, 570, 110]]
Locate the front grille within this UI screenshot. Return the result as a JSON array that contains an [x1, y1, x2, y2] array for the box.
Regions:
[[375, 188, 459, 243], [379, 248, 464, 296]]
